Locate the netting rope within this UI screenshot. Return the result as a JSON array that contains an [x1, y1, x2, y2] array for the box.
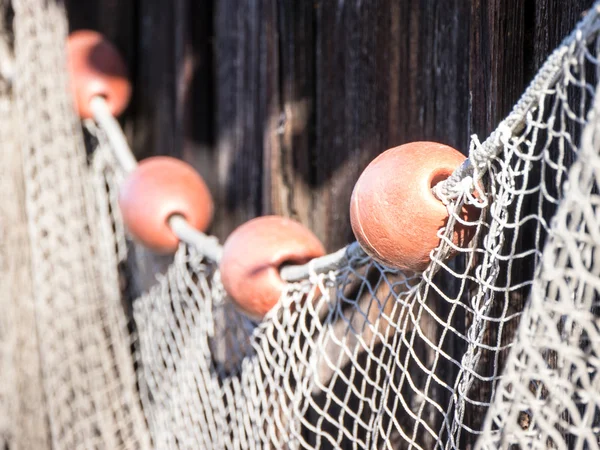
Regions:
[[3, 0, 600, 448]]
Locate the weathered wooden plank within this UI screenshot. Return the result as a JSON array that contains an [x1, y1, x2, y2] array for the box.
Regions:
[[131, 0, 186, 161], [311, 1, 396, 251], [211, 0, 277, 240], [266, 1, 315, 230], [463, 1, 529, 444], [182, 0, 216, 218]]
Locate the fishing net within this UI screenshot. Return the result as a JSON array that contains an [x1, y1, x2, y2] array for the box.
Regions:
[[477, 76, 600, 448], [2, 0, 600, 448], [0, 0, 149, 448]]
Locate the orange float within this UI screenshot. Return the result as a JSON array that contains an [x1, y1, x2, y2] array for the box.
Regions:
[[219, 216, 326, 320], [350, 141, 477, 272], [119, 156, 214, 253], [67, 30, 131, 119]]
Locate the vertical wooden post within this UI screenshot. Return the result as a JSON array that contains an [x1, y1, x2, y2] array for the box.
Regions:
[[463, 2, 592, 447]]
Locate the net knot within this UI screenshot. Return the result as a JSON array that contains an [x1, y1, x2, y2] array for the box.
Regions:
[[469, 121, 511, 176], [433, 168, 477, 209], [439, 122, 512, 209]]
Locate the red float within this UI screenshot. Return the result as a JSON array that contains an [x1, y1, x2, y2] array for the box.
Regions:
[[119, 156, 213, 253], [350, 141, 477, 272], [67, 30, 131, 119], [220, 216, 326, 320]]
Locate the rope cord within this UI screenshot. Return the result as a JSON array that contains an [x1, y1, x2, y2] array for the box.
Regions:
[[167, 215, 224, 263], [90, 97, 137, 173], [433, 3, 600, 202], [90, 95, 359, 282]]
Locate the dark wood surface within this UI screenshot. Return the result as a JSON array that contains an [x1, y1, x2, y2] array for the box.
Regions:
[[65, 1, 594, 447], [66, 0, 593, 250]]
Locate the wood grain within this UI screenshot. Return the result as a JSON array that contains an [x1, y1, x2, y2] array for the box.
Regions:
[[65, 0, 594, 243]]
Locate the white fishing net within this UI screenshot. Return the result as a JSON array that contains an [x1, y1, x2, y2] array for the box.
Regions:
[[476, 35, 600, 449], [0, 0, 150, 448], [2, 0, 600, 449]]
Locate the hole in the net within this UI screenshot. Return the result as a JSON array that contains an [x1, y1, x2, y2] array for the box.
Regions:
[[429, 168, 454, 190]]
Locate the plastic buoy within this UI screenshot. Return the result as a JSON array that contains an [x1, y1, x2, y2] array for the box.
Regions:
[[350, 141, 477, 271], [67, 30, 131, 119], [119, 156, 213, 253], [220, 216, 326, 320]]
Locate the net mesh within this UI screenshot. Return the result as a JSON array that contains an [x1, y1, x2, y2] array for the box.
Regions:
[[2, 0, 600, 449], [477, 45, 600, 449], [0, 0, 150, 448]]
